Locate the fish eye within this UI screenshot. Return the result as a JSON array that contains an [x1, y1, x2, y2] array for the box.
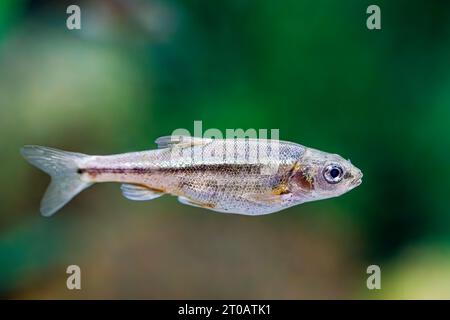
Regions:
[[323, 164, 344, 184]]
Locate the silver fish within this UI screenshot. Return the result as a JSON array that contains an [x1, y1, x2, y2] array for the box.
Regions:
[[20, 135, 363, 216]]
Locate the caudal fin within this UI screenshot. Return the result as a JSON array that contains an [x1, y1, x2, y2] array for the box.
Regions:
[[20, 145, 93, 216]]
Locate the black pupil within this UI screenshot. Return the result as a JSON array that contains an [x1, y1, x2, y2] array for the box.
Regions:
[[330, 168, 340, 178]]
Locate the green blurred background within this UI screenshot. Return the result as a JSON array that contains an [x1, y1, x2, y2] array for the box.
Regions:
[[1, 0, 450, 299]]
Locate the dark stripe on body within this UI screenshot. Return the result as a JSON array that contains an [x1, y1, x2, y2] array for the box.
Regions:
[[78, 164, 266, 177]]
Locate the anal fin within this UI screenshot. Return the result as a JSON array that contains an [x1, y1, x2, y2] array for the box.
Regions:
[[177, 196, 215, 209], [121, 184, 164, 201]]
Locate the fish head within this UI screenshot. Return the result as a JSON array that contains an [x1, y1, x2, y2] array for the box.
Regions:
[[288, 148, 363, 201]]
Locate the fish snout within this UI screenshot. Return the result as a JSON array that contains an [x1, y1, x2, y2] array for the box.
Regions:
[[351, 169, 363, 187]]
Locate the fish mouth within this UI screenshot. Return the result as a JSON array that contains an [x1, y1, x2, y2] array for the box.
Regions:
[[351, 171, 363, 188]]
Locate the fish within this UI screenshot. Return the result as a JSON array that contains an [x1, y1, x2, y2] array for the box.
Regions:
[[20, 135, 363, 217]]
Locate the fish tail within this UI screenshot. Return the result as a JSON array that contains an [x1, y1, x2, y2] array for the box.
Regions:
[[20, 145, 93, 217]]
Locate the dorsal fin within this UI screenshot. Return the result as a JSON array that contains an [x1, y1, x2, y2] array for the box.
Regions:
[[120, 184, 164, 201], [155, 135, 212, 149]]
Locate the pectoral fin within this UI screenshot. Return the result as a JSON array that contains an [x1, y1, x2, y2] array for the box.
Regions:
[[121, 184, 164, 201], [242, 191, 289, 205]]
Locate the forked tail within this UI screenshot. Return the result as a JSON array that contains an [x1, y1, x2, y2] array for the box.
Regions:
[[20, 145, 93, 216]]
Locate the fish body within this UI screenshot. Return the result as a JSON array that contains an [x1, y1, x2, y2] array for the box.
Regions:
[[21, 135, 363, 217]]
